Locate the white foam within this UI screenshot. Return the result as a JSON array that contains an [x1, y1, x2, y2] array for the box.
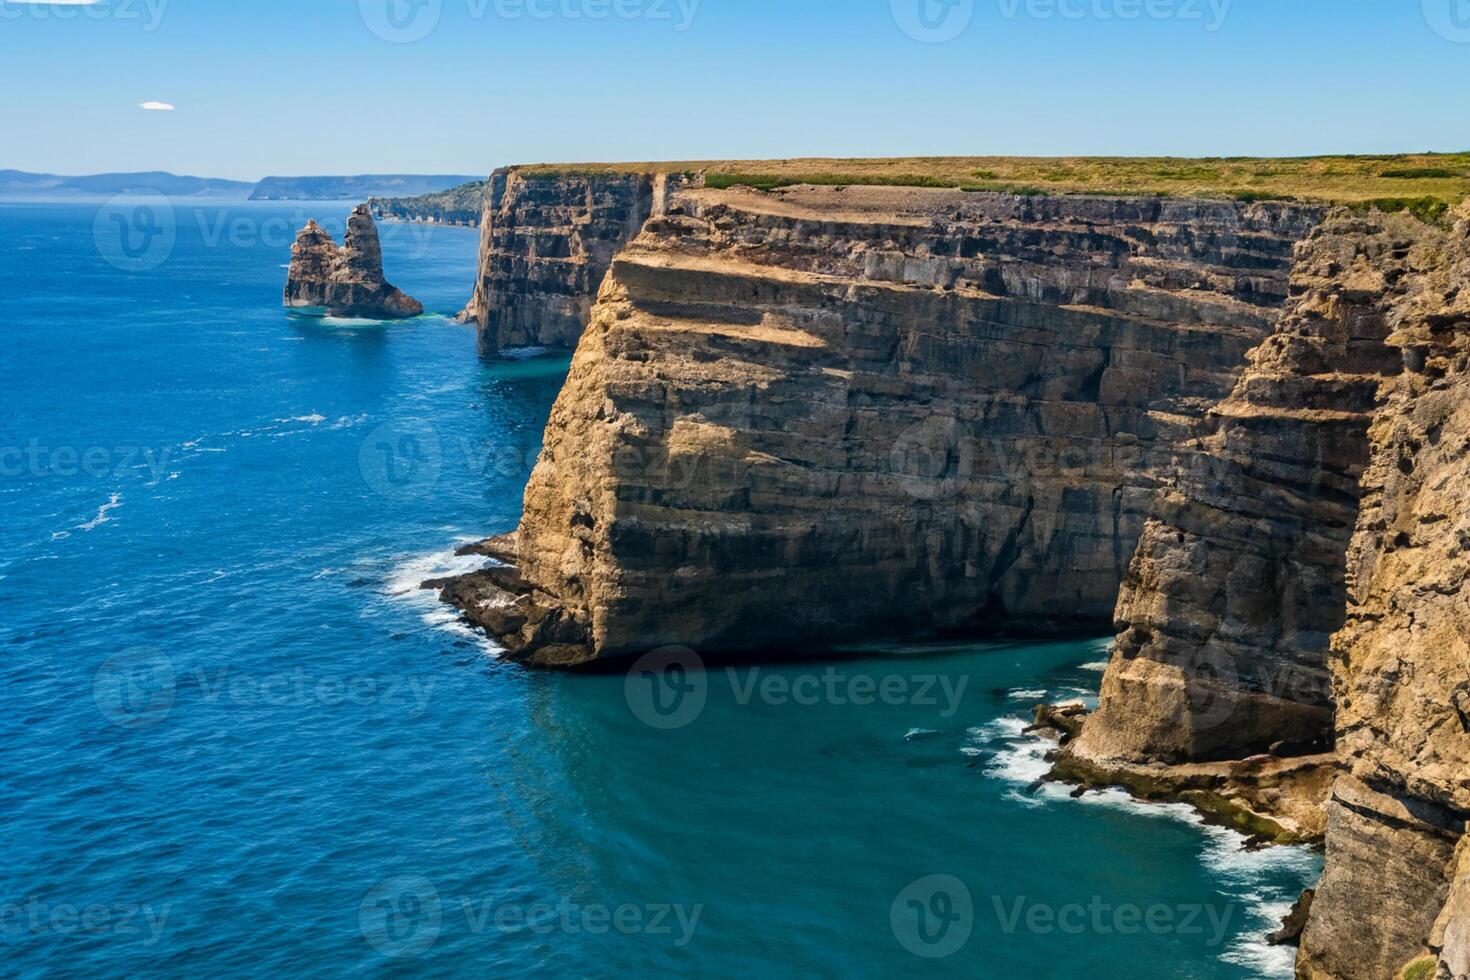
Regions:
[[276, 414, 327, 425], [972, 717, 1069, 805], [500, 346, 550, 360], [904, 728, 939, 741], [973, 646, 1321, 979], [384, 543, 503, 657], [1008, 688, 1050, 701], [77, 493, 122, 531], [319, 316, 389, 328]]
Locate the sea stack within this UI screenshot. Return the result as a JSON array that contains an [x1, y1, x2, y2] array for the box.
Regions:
[[283, 204, 422, 319]]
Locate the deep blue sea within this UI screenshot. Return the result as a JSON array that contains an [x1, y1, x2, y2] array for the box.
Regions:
[[1, 199, 1320, 978]]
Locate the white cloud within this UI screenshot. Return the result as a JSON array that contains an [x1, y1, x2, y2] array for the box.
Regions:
[[139, 101, 175, 112]]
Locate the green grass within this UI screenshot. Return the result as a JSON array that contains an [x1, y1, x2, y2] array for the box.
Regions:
[[1398, 955, 1438, 980], [1381, 166, 1464, 179], [516, 154, 1470, 218]]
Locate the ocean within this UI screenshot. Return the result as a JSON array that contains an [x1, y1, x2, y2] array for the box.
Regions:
[[0, 199, 1320, 977]]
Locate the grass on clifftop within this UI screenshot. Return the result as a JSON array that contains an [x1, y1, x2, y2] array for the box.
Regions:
[[517, 154, 1470, 215]]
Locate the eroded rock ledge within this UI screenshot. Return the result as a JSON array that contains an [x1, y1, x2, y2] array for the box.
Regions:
[[440, 183, 1322, 664], [284, 204, 422, 319]]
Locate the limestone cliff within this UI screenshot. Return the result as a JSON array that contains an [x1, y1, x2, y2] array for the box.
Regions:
[[462, 169, 684, 352], [283, 204, 422, 319], [439, 184, 1321, 665], [436, 168, 1470, 973], [1071, 210, 1433, 765], [1296, 206, 1470, 980]]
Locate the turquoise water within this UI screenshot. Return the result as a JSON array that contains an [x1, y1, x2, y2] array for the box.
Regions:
[[1, 201, 1320, 977]]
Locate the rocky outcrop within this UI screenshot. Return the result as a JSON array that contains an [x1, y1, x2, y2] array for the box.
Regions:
[[1297, 206, 1470, 980], [283, 204, 422, 319], [1070, 210, 1436, 765], [438, 184, 1322, 665], [463, 169, 686, 352]]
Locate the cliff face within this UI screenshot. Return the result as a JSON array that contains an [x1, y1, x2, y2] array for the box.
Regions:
[[283, 205, 423, 319], [1071, 210, 1430, 765], [463, 169, 684, 352], [1297, 207, 1470, 980], [437, 168, 1470, 971], [441, 184, 1321, 665]]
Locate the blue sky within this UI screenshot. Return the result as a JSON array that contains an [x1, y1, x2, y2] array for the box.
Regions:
[[2, 0, 1468, 179]]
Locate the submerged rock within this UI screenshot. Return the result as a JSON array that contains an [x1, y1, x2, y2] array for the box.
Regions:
[[283, 204, 422, 319], [1268, 889, 1314, 946]]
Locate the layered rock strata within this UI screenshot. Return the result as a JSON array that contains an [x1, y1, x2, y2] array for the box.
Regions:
[[1297, 206, 1470, 980], [462, 169, 686, 352], [439, 184, 1321, 665], [1071, 210, 1431, 765], [283, 204, 422, 318]]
